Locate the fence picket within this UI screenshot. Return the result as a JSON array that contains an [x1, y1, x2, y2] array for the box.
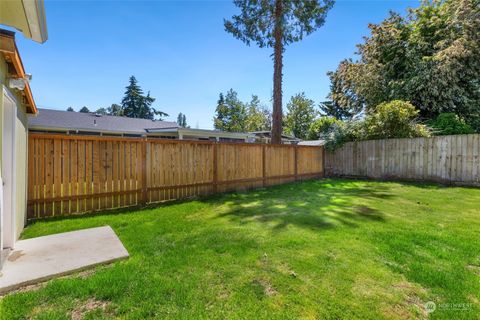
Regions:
[[27, 134, 324, 219], [325, 134, 480, 186]]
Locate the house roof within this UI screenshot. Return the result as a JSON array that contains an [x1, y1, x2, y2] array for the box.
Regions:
[[298, 140, 325, 146], [147, 127, 256, 139], [250, 131, 300, 141], [29, 108, 179, 135]]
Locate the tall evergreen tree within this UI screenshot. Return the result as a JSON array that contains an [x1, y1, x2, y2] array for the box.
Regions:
[[225, 0, 334, 143], [66, 107, 75, 112], [121, 76, 168, 120], [213, 93, 227, 130], [122, 76, 152, 119], [79, 106, 90, 113], [284, 93, 318, 139], [177, 113, 188, 127], [319, 100, 357, 120], [213, 89, 247, 132]]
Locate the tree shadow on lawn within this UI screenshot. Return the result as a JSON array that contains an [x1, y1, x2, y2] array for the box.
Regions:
[[27, 179, 399, 235], [212, 180, 394, 232]]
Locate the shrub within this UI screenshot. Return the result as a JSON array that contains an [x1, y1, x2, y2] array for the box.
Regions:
[[307, 117, 340, 140], [324, 120, 364, 151], [363, 100, 430, 140], [324, 100, 431, 150], [427, 113, 474, 135]]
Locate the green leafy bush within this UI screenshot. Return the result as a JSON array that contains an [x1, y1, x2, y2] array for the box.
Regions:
[[363, 100, 430, 139], [324, 100, 431, 150], [307, 117, 340, 140], [427, 113, 474, 135], [324, 120, 364, 151]]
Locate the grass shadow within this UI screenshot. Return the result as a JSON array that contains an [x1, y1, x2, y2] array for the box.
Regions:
[[211, 179, 390, 232]]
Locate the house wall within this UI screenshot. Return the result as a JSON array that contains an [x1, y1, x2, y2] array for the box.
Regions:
[[15, 107, 28, 238], [0, 54, 6, 256], [0, 54, 29, 246]]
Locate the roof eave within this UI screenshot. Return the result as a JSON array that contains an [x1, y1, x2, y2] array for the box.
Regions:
[[148, 127, 255, 138], [29, 125, 149, 135], [0, 0, 48, 43], [0, 31, 37, 114], [22, 0, 49, 43]]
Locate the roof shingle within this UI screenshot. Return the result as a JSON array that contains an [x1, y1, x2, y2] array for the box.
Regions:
[[29, 108, 179, 134]]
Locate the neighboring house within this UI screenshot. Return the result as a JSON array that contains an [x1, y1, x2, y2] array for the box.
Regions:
[[0, 0, 47, 267], [29, 108, 256, 142], [298, 140, 325, 146], [250, 131, 302, 144]]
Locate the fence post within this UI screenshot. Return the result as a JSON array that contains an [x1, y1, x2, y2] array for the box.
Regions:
[[141, 139, 148, 205], [213, 142, 218, 193], [262, 145, 266, 187], [322, 146, 326, 178], [294, 145, 298, 181]]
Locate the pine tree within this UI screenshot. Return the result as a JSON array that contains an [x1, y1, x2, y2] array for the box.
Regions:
[[79, 106, 90, 113], [225, 0, 334, 143], [213, 90, 247, 132], [284, 93, 318, 139], [177, 113, 188, 127], [122, 76, 150, 119], [213, 93, 228, 130], [66, 107, 75, 112], [319, 100, 355, 120], [120, 76, 168, 120]]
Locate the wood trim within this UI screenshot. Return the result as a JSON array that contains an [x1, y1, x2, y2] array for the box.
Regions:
[[0, 33, 37, 114], [28, 189, 142, 204], [147, 181, 213, 191]]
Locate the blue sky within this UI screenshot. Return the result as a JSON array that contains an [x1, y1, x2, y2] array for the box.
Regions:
[[15, 0, 417, 129]]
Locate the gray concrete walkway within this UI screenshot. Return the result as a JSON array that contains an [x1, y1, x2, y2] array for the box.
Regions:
[[0, 226, 129, 294]]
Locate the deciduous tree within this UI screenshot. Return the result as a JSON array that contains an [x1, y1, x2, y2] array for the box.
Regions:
[[107, 103, 123, 116], [327, 0, 480, 130], [245, 95, 272, 132]]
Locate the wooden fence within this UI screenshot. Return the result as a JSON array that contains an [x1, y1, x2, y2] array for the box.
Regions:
[[325, 134, 480, 186], [27, 134, 324, 219]]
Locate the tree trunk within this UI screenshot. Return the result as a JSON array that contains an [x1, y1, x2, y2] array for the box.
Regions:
[[271, 0, 283, 144]]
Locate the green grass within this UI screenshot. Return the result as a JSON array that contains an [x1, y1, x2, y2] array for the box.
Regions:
[[1, 178, 479, 319]]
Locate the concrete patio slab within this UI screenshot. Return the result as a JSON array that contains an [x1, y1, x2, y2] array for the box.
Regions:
[[0, 226, 129, 294]]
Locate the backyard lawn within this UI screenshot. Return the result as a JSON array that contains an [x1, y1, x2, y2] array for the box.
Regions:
[[1, 178, 479, 319]]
